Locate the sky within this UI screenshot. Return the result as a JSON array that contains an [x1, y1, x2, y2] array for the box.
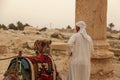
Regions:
[[0, 0, 120, 30], [108, 0, 120, 30]]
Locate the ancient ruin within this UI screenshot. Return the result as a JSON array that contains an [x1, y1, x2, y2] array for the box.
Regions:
[[0, 0, 118, 80], [76, 0, 114, 79]]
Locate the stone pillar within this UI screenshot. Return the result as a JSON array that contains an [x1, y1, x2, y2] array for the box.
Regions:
[[76, 0, 114, 79], [76, 0, 107, 40]]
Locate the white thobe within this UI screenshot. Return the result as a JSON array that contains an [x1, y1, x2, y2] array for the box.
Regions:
[[67, 33, 94, 80]]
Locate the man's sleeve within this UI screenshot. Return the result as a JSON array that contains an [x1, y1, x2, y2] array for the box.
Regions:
[[67, 34, 76, 55]]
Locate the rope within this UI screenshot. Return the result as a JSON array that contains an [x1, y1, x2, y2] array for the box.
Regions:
[[0, 56, 16, 61]]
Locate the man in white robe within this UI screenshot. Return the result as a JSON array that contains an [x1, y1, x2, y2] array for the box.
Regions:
[[67, 21, 94, 80]]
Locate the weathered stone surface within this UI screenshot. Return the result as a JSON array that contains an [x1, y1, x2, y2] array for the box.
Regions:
[[107, 32, 112, 38], [26, 41, 34, 49], [76, 0, 114, 79], [109, 48, 120, 56], [76, 0, 107, 40], [92, 51, 114, 59], [0, 45, 7, 54], [51, 42, 114, 59], [91, 59, 114, 78], [114, 63, 120, 80], [108, 40, 120, 49], [23, 26, 39, 34], [12, 37, 23, 47], [76, 0, 114, 58], [51, 42, 67, 51]]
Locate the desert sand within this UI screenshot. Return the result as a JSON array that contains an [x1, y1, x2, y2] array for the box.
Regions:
[[0, 27, 120, 80]]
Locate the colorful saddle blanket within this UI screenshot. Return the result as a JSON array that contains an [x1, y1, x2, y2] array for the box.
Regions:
[[6, 53, 59, 80]]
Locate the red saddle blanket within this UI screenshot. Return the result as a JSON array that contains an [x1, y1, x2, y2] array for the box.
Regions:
[[25, 53, 58, 80]]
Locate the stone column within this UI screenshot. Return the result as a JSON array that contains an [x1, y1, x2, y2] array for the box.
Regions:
[[76, 0, 107, 40], [76, 0, 114, 79]]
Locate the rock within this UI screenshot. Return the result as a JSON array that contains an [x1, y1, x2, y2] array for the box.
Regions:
[[12, 47, 19, 54], [23, 26, 40, 34], [92, 40, 114, 59], [22, 41, 34, 50], [108, 40, 120, 49], [114, 64, 120, 79], [46, 29, 60, 34], [51, 32, 65, 39], [107, 32, 112, 39], [91, 59, 114, 79], [0, 45, 7, 54], [91, 51, 114, 59], [39, 27, 47, 32], [26, 41, 34, 49], [58, 34, 64, 40], [12, 37, 23, 47], [51, 42, 67, 51], [9, 37, 24, 53], [109, 48, 120, 56]]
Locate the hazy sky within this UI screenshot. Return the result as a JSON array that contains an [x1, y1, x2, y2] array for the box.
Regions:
[[108, 0, 120, 30], [0, 0, 120, 30]]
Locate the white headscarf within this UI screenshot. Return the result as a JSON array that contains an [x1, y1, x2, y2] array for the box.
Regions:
[[76, 21, 91, 42]]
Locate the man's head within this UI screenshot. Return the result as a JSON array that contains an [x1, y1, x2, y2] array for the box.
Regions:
[[75, 21, 86, 32], [76, 25, 80, 32]]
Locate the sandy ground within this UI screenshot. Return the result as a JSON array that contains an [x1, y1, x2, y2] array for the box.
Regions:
[[0, 30, 120, 80], [0, 53, 120, 80], [0, 53, 69, 80]]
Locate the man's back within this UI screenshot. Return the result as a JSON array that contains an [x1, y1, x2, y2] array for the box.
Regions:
[[70, 33, 92, 62]]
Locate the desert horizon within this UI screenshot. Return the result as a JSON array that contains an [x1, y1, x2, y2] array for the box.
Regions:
[[0, 0, 120, 30]]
